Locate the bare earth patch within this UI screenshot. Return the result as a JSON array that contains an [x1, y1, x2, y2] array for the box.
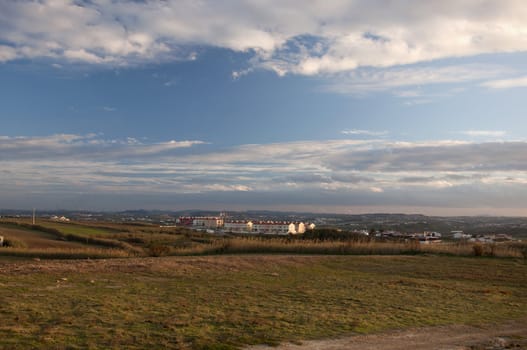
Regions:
[[247, 320, 527, 350]]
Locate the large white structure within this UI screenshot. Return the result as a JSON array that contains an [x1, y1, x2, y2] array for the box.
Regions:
[[223, 220, 253, 233], [177, 216, 224, 228], [251, 221, 291, 234], [179, 215, 316, 234], [223, 220, 315, 235], [452, 231, 471, 239]]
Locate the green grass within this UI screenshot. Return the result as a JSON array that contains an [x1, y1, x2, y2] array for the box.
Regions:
[[0, 255, 525, 349]]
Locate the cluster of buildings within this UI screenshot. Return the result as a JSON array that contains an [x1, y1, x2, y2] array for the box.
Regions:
[[176, 216, 315, 235], [451, 231, 514, 243], [373, 230, 515, 243], [50, 215, 70, 222], [372, 230, 443, 243]]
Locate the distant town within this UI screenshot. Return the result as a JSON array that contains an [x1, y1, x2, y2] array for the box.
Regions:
[[175, 215, 316, 235], [173, 214, 519, 244], [0, 209, 524, 244]]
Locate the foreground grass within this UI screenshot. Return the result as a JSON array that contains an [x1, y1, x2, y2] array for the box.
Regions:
[[0, 255, 526, 349]]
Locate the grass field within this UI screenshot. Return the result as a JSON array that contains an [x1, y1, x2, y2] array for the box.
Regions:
[[0, 224, 91, 249], [0, 219, 121, 237], [0, 255, 526, 349], [1, 220, 526, 260]]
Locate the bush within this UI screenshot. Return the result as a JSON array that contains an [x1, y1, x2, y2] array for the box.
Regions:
[[518, 243, 527, 260], [3, 237, 28, 248], [302, 228, 369, 242], [148, 244, 171, 257], [473, 244, 484, 256]]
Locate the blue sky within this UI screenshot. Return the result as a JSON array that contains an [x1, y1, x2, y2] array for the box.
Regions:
[[2, 0, 527, 215]]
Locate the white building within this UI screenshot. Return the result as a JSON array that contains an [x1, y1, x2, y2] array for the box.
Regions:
[[452, 231, 471, 239], [193, 217, 224, 228], [250, 221, 315, 235], [182, 215, 315, 235], [224, 220, 253, 233], [251, 221, 291, 235], [51, 215, 70, 222], [177, 216, 224, 228]]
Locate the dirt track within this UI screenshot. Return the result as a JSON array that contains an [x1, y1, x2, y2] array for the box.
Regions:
[[247, 320, 527, 350]]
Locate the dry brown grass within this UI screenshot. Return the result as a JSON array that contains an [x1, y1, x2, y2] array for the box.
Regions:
[[170, 236, 525, 258], [0, 247, 132, 259]]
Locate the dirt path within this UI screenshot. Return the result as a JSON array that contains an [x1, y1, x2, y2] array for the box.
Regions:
[[247, 319, 527, 350]]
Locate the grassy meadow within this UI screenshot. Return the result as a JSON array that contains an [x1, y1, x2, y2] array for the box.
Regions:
[[0, 219, 526, 348], [0, 255, 526, 349]]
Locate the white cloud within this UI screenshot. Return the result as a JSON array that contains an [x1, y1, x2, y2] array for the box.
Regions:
[[232, 68, 254, 80], [0, 134, 205, 160], [3, 133, 527, 193], [403, 99, 434, 106], [326, 64, 506, 94], [5, 134, 527, 211], [370, 187, 384, 193], [460, 130, 507, 137], [393, 89, 422, 98], [481, 76, 527, 89], [0, 45, 17, 62], [1, 0, 527, 79], [64, 49, 107, 64], [341, 129, 388, 136]]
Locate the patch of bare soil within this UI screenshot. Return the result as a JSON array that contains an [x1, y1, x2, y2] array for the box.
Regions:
[[247, 320, 527, 350]]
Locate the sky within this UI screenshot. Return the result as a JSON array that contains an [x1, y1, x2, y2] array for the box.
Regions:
[[2, 1, 527, 215]]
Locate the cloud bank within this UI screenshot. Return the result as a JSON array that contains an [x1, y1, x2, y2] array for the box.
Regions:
[[3, 133, 527, 213]]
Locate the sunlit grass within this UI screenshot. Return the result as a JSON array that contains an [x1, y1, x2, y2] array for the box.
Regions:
[[0, 255, 525, 349]]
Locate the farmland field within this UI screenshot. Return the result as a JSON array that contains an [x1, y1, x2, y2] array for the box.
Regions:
[[0, 225, 91, 249], [0, 255, 526, 349], [0, 219, 121, 237]]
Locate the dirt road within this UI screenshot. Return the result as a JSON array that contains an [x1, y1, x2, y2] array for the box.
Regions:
[[247, 319, 527, 350]]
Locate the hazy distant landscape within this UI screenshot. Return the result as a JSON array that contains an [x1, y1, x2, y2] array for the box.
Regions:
[[4, 209, 527, 238]]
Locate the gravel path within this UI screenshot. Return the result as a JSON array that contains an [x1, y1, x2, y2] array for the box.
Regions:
[[247, 319, 527, 350]]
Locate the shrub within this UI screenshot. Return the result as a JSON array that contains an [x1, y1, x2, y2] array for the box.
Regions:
[[517, 243, 527, 260], [473, 244, 484, 256], [487, 243, 496, 257], [148, 244, 171, 257], [3, 237, 28, 248]]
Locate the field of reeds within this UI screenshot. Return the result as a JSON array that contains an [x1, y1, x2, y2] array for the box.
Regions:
[[1, 219, 526, 260], [168, 235, 527, 258]]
